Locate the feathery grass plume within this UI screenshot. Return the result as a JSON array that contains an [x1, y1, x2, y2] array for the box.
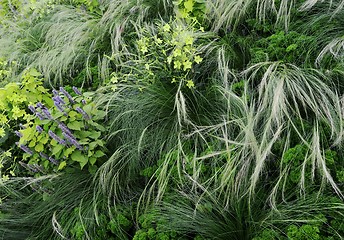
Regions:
[[0, 0, 175, 85], [300, 0, 344, 15], [205, 0, 299, 32], [241, 61, 343, 199]]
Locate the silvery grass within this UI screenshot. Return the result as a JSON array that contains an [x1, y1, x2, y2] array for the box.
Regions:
[[136, 49, 344, 210], [0, 0, 174, 85]]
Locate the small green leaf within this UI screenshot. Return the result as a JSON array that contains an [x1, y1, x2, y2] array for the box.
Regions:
[[64, 146, 75, 157], [94, 150, 105, 158], [89, 157, 97, 165], [58, 161, 67, 170]]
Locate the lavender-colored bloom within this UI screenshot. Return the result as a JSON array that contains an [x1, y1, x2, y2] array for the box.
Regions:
[[28, 105, 36, 114], [36, 125, 43, 133], [54, 101, 67, 115], [53, 95, 66, 105], [49, 156, 59, 165], [42, 108, 53, 120], [76, 107, 90, 120], [58, 123, 74, 138], [52, 89, 59, 96], [62, 132, 82, 150], [33, 164, 44, 172], [48, 130, 66, 145], [81, 99, 87, 105], [60, 87, 75, 104], [36, 112, 45, 120], [72, 86, 82, 95], [16, 142, 33, 155], [39, 152, 49, 159], [15, 130, 22, 138], [36, 102, 44, 109]]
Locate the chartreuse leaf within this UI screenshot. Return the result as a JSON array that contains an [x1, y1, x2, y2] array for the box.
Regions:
[[184, 0, 194, 12], [58, 161, 67, 170]]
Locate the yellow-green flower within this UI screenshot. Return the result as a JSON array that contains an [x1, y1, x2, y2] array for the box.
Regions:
[[186, 80, 195, 88], [173, 48, 182, 57], [0, 127, 5, 137], [183, 60, 192, 70], [155, 37, 163, 44], [140, 45, 148, 54], [194, 55, 203, 64], [163, 23, 171, 32], [185, 36, 194, 45], [174, 60, 182, 70]]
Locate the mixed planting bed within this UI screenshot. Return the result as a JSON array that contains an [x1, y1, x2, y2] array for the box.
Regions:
[[0, 0, 344, 239]]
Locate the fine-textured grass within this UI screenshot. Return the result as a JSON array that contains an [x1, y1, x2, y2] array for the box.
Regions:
[[1, 0, 344, 239]]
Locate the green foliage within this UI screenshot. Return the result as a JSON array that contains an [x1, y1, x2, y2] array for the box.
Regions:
[[133, 210, 182, 240], [17, 86, 107, 173], [287, 224, 321, 240], [0, 69, 52, 179], [250, 31, 316, 65], [173, 0, 206, 26]]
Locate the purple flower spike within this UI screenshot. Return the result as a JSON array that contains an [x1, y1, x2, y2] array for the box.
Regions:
[[59, 123, 74, 138], [39, 152, 49, 159], [36, 112, 45, 120], [53, 96, 66, 105], [36, 102, 44, 109], [72, 86, 82, 95], [42, 108, 53, 120], [48, 130, 66, 145], [16, 142, 33, 155], [36, 125, 43, 133], [28, 105, 36, 114], [15, 131, 22, 138], [48, 156, 59, 165], [62, 132, 82, 150], [81, 99, 86, 105], [54, 101, 67, 115], [76, 107, 90, 120], [60, 87, 75, 104], [52, 89, 59, 96]]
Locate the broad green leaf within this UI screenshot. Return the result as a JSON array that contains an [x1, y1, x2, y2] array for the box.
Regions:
[[71, 151, 88, 168], [67, 121, 83, 130], [35, 143, 44, 152], [64, 146, 75, 157], [52, 144, 64, 156], [89, 131, 101, 139]]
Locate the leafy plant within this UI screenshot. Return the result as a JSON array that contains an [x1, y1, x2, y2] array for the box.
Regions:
[[16, 85, 107, 173]]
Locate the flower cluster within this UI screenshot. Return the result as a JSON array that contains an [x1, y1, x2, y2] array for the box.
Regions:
[[133, 20, 206, 89]]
